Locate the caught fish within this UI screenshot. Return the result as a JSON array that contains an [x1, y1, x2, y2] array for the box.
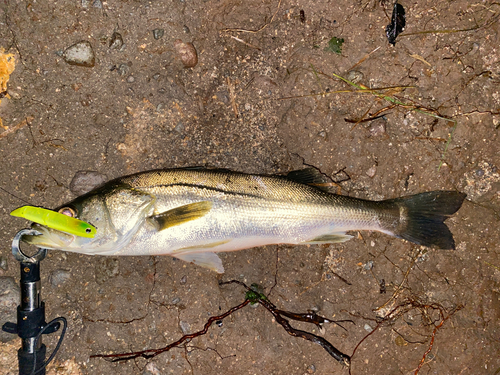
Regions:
[[21, 168, 466, 273]]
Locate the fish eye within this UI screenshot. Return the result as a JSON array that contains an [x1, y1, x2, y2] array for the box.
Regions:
[[58, 207, 77, 218], [85, 228, 92, 233]]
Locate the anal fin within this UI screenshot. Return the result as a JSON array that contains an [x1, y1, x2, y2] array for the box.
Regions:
[[174, 239, 231, 252], [301, 233, 353, 244], [172, 252, 224, 273], [147, 201, 212, 231]]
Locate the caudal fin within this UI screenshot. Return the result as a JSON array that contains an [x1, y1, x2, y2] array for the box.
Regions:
[[387, 191, 466, 250]]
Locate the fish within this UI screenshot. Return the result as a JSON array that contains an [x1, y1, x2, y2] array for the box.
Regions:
[[21, 168, 466, 273]]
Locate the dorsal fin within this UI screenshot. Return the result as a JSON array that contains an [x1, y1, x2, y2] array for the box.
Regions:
[[179, 166, 233, 173], [284, 168, 334, 192]]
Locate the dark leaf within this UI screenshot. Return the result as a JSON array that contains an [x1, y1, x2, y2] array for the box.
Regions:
[[324, 37, 344, 54], [386, 3, 406, 45]]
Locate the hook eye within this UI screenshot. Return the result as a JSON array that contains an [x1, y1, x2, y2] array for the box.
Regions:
[[12, 229, 47, 263]]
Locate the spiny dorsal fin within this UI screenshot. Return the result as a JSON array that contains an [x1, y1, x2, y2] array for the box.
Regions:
[[147, 201, 212, 231], [285, 168, 334, 192]]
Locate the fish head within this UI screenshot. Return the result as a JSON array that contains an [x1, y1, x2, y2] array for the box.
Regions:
[[23, 184, 156, 255]]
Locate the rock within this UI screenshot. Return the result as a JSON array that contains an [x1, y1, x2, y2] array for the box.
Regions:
[[143, 362, 161, 375], [366, 166, 377, 178], [49, 269, 71, 287], [70, 171, 107, 195], [368, 119, 386, 137], [109, 32, 123, 50], [173, 40, 198, 68], [346, 70, 364, 84], [179, 321, 190, 334], [0, 256, 7, 271], [117, 63, 129, 76], [152, 29, 164, 40], [62, 41, 95, 67], [0, 277, 20, 343]]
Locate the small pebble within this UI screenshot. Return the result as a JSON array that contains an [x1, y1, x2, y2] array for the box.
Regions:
[[470, 42, 480, 54], [183, 25, 190, 34], [216, 91, 229, 104], [395, 335, 407, 346], [117, 63, 129, 76], [49, 269, 71, 287], [173, 40, 198, 68], [0, 256, 7, 271], [309, 306, 320, 313], [363, 260, 374, 270], [152, 29, 164, 40], [364, 323, 373, 332], [346, 70, 364, 84], [143, 362, 161, 375], [62, 41, 95, 67], [179, 321, 190, 334], [70, 171, 108, 195], [366, 166, 377, 178], [368, 119, 386, 137], [152, 73, 160, 80], [127, 75, 135, 83], [172, 297, 181, 305], [92, 0, 102, 8], [307, 364, 316, 374], [180, 275, 187, 285], [174, 122, 184, 133], [109, 32, 123, 50]]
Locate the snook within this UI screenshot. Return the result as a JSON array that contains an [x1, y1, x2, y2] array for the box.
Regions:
[[22, 168, 466, 273]]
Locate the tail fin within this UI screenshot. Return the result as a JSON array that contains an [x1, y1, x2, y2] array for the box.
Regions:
[[387, 191, 466, 250]]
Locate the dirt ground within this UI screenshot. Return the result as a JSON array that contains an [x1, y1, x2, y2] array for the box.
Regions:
[[1, 0, 499, 374]]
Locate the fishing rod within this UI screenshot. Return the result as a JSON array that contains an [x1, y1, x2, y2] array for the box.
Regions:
[[2, 229, 67, 375]]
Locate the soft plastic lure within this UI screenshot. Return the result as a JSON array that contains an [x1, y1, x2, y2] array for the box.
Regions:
[[11, 206, 96, 238]]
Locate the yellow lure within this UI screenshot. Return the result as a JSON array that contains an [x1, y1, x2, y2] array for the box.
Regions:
[[11, 206, 96, 238]]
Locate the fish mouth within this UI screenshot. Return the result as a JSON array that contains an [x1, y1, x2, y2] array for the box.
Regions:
[[22, 224, 75, 249]]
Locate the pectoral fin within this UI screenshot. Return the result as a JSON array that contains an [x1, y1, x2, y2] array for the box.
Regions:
[[147, 201, 212, 231], [302, 233, 353, 244], [172, 252, 224, 273]]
